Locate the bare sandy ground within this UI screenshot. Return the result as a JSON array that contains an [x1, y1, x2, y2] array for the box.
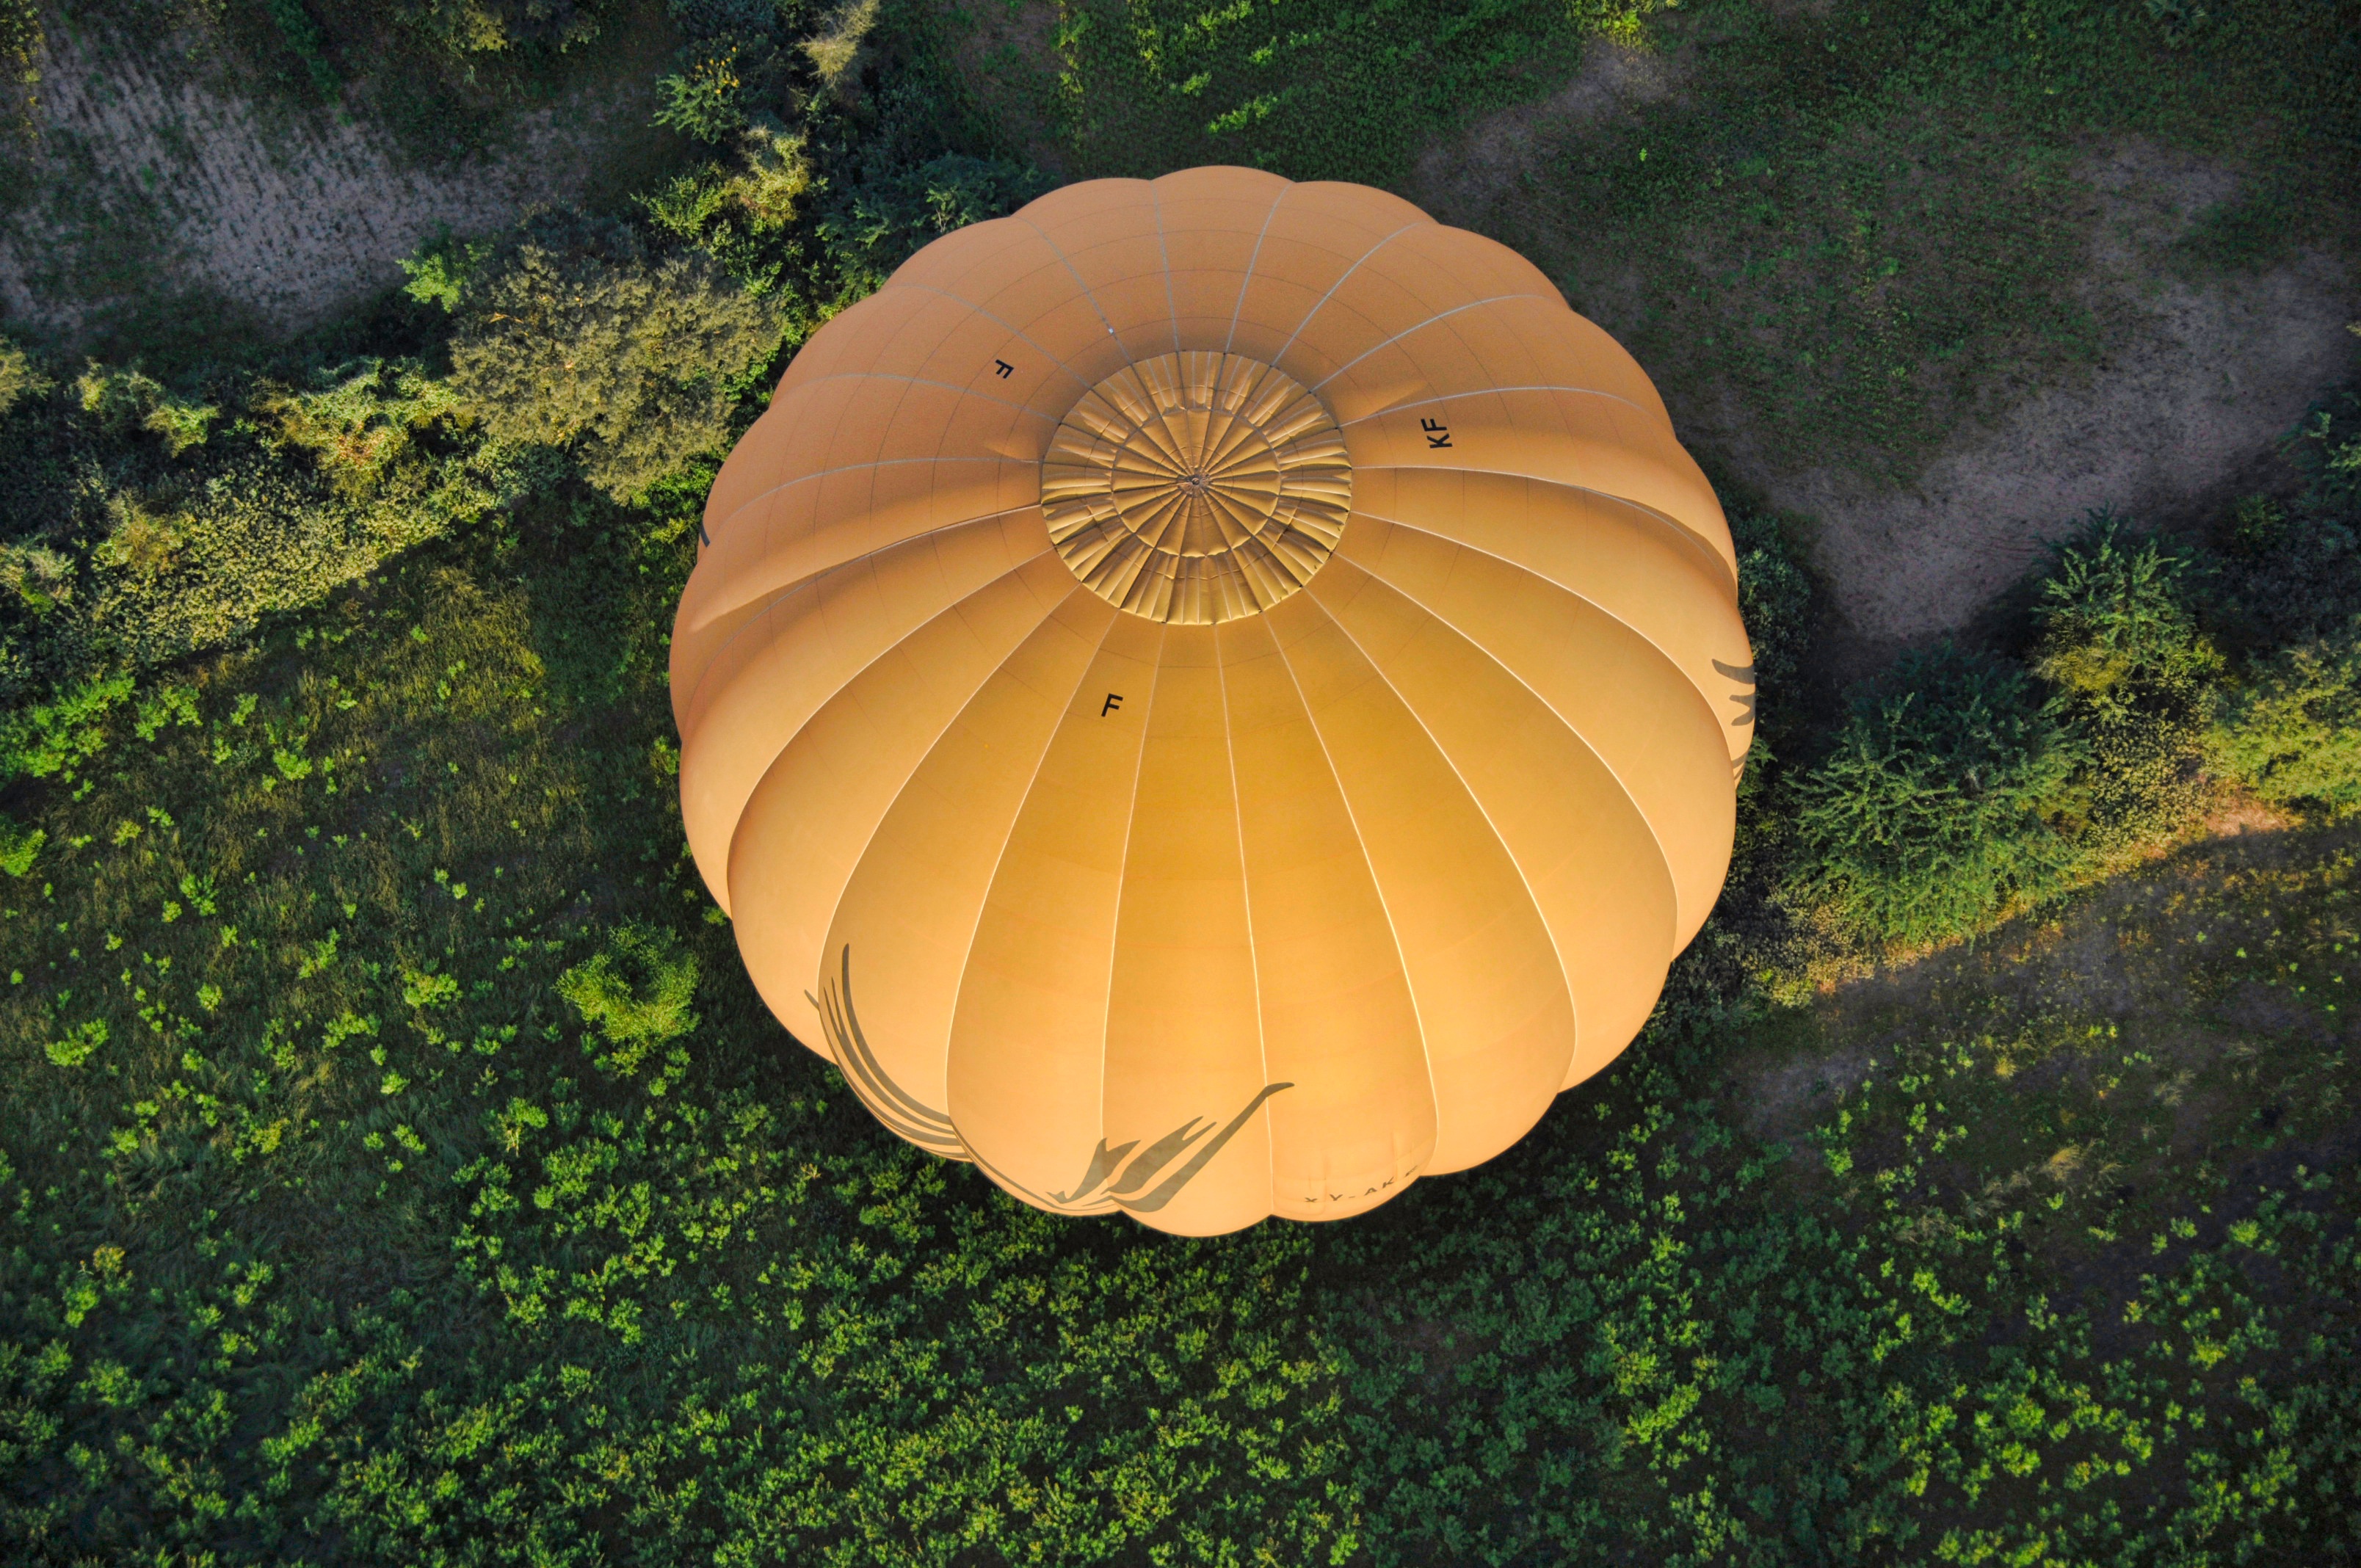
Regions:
[[1781, 145, 2358, 647], [0, 19, 638, 335]]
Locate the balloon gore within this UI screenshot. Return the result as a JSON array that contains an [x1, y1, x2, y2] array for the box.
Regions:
[[672, 167, 1752, 1235]]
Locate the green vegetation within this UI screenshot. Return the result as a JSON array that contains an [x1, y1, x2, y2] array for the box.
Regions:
[[1794, 643, 2085, 950], [1341, 825, 2361, 1564], [446, 215, 781, 502], [2, 0, 2359, 1559], [2213, 627, 2361, 817]]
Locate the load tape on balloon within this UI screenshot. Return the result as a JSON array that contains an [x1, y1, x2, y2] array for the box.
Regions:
[[671, 167, 1755, 1235]]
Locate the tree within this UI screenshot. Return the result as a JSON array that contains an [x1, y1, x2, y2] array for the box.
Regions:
[[449, 215, 781, 502]]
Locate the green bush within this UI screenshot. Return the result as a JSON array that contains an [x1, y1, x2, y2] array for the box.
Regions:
[[449, 215, 783, 501], [259, 357, 468, 496], [813, 151, 1055, 303], [2203, 391, 2361, 654], [1794, 644, 2085, 948], [2211, 618, 2361, 816], [385, 0, 616, 54], [0, 347, 539, 718], [72, 364, 219, 457], [42, 1018, 106, 1068], [0, 810, 39, 875], [2288, 388, 2361, 524], [654, 38, 755, 142], [0, 671, 133, 783], [396, 231, 494, 313], [2031, 512, 2215, 839], [2031, 512, 2210, 717], [80, 451, 527, 675], [263, 0, 341, 98], [556, 922, 700, 1081], [0, 336, 43, 417]]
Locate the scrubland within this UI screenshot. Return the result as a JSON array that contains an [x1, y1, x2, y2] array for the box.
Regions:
[[1, 0, 2358, 1560]]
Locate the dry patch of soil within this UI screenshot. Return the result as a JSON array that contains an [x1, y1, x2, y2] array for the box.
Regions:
[[1415, 78, 2360, 658], [1782, 144, 2358, 650], [1405, 41, 1689, 228], [0, 21, 653, 336]]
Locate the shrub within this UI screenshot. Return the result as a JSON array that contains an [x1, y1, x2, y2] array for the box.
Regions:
[[814, 153, 1055, 302], [2211, 619, 2361, 815], [730, 117, 814, 230], [73, 364, 218, 456], [259, 357, 468, 496], [556, 923, 700, 1078], [263, 0, 341, 99], [44, 1017, 106, 1067], [2032, 513, 2209, 714], [1, 671, 134, 783], [2, 541, 72, 614], [388, 0, 614, 54], [670, 0, 791, 38], [398, 231, 495, 313], [1794, 643, 2085, 948], [0, 810, 40, 875], [449, 216, 782, 501], [2204, 391, 2361, 653], [802, 0, 878, 92], [655, 40, 752, 142], [0, 335, 45, 416], [2286, 388, 2361, 524], [79, 452, 524, 674], [2031, 512, 2214, 839]]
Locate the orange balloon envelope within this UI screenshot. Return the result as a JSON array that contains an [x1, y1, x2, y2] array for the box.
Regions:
[[672, 167, 1752, 1235]]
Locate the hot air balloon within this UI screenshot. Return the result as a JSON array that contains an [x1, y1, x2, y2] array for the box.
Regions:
[[672, 167, 1752, 1235]]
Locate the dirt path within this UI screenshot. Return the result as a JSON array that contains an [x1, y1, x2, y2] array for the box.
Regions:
[[1777, 147, 2357, 648], [0, 18, 655, 337], [1415, 65, 2359, 654]]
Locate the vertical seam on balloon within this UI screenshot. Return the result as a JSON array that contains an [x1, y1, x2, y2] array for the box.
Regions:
[[1012, 213, 1125, 352], [1264, 606, 1446, 1188], [1098, 621, 1171, 1176], [689, 538, 1024, 911], [680, 507, 1048, 719], [1212, 622, 1277, 1216], [730, 554, 1065, 1041], [1304, 294, 1556, 395], [1346, 465, 1737, 592], [703, 454, 1036, 549], [1222, 183, 1292, 357], [1339, 382, 1655, 429], [766, 369, 1065, 420], [1150, 181, 1180, 357], [797, 558, 1073, 976], [1337, 533, 1691, 945], [937, 592, 1126, 1183], [1304, 564, 1583, 1095], [880, 282, 1099, 392], [1349, 504, 1746, 740], [1268, 220, 1429, 370]]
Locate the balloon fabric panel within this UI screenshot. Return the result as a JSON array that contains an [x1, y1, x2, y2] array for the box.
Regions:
[[676, 167, 1750, 1233]]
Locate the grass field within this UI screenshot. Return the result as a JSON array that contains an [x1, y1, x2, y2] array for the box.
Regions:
[[1, 0, 2358, 1560], [4, 504, 2357, 1560]]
